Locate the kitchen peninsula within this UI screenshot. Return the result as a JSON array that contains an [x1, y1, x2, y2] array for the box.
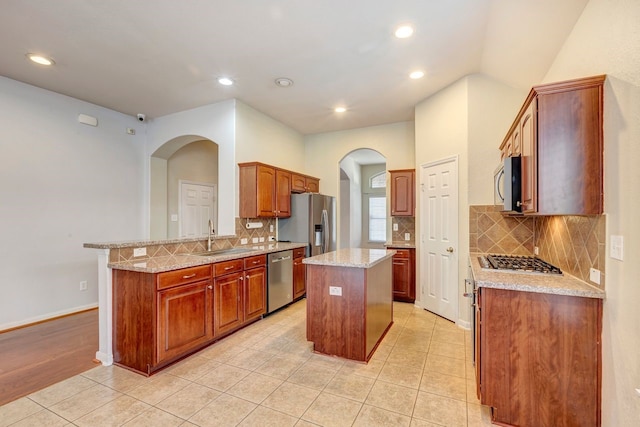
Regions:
[[304, 248, 395, 362]]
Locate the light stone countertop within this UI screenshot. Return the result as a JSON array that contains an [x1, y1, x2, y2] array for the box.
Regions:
[[470, 253, 605, 299], [83, 235, 238, 249], [303, 248, 396, 268], [385, 242, 416, 249], [108, 242, 307, 273]]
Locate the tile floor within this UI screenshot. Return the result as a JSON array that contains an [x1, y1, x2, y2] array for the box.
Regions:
[[0, 300, 492, 426]]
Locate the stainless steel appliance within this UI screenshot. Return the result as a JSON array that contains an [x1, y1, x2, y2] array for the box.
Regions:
[[478, 254, 562, 274], [494, 156, 522, 213], [278, 193, 336, 256], [267, 250, 293, 313]]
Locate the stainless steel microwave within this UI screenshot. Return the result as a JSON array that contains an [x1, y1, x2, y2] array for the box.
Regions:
[[494, 156, 521, 212]]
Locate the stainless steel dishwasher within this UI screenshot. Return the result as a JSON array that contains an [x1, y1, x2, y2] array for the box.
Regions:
[[267, 250, 293, 313]]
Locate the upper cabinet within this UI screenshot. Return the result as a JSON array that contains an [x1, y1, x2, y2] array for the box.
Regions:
[[291, 173, 320, 194], [500, 75, 605, 215], [390, 169, 415, 217], [239, 162, 320, 218]]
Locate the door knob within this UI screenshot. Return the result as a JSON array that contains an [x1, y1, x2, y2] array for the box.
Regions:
[[446, 247, 454, 253]]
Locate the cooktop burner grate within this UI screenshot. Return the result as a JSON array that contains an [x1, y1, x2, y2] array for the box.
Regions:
[[480, 254, 562, 274]]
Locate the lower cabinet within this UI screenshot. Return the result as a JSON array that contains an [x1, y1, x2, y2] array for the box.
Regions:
[[477, 287, 602, 427], [293, 247, 306, 300], [112, 255, 268, 376], [213, 255, 267, 337], [392, 248, 415, 302]]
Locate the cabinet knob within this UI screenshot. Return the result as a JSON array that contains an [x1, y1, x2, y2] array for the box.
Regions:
[[516, 201, 522, 207], [246, 275, 250, 279], [207, 285, 213, 290], [239, 277, 244, 281]]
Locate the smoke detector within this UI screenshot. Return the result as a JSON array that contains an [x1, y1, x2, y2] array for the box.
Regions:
[[275, 77, 293, 87]]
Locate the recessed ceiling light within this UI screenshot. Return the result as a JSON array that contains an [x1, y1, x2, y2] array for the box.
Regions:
[[334, 106, 347, 113], [275, 77, 294, 87], [394, 25, 414, 39], [26, 53, 55, 66], [218, 77, 234, 86], [410, 70, 425, 79]]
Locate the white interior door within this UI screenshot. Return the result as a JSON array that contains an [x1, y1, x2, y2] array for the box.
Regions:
[[420, 157, 458, 322], [179, 181, 216, 238]]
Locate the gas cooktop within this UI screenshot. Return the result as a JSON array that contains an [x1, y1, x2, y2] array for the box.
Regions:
[[478, 254, 562, 275]]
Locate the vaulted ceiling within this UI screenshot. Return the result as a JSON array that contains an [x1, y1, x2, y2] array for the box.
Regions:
[[0, 0, 588, 134]]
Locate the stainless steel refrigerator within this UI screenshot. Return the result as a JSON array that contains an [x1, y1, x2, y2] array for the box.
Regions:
[[278, 193, 336, 256]]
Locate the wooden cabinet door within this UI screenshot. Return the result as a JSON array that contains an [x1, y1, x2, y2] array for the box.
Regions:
[[293, 256, 306, 299], [275, 169, 291, 217], [291, 173, 307, 193], [390, 170, 415, 216], [157, 280, 213, 363], [214, 272, 243, 336], [244, 266, 266, 322], [256, 165, 277, 217], [391, 249, 415, 302], [520, 99, 537, 213], [305, 177, 320, 193]]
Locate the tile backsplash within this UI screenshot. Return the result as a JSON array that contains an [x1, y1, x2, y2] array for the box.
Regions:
[[469, 205, 534, 255], [390, 217, 415, 244], [109, 218, 276, 263], [470, 205, 605, 288]]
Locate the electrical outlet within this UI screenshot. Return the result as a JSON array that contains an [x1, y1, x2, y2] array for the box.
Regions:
[[534, 246, 539, 255], [393, 223, 398, 231], [404, 233, 410, 241], [270, 224, 274, 232], [133, 247, 146, 257], [589, 268, 601, 285], [79, 281, 88, 291], [329, 286, 342, 296], [240, 238, 248, 245]]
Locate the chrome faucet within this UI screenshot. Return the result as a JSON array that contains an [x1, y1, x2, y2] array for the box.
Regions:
[[207, 219, 215, 251]]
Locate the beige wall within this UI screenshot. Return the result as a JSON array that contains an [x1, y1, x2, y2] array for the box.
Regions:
[[542, 0, 640, 424], [304, 121, 414, 249], [414, 74, 526, 323]]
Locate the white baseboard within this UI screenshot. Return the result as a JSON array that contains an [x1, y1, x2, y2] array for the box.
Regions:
[[0, 303, 98, 332], [457, 319, 471, 330], [95, 351, 113, 366]]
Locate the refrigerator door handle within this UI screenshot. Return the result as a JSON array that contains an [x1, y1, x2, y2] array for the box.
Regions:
[[321, 209, 329, 253]]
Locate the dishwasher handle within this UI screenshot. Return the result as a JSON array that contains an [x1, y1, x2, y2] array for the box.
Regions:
[[271, 255, 291, 263]]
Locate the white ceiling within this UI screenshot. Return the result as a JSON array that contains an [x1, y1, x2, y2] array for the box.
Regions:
[[0, 0, 588, 135]]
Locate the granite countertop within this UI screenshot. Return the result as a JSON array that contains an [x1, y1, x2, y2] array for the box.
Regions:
[[83, 235, 238, 249], [385, 242, 416, 249], [470, 253, 605, 299], [108, 242, 307, 273], [303, 248, 396, 268]]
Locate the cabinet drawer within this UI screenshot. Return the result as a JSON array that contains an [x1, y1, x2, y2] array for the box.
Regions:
[[393, 249, 412, 259], [293, 247, 306, 259], [244, 255, 266, 269], [214, 259, 244, 277], [157, 265, 212, 290]]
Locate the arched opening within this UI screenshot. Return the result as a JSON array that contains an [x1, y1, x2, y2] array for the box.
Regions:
[[150, 135, 218, 240], [338, 148, 387, 249]]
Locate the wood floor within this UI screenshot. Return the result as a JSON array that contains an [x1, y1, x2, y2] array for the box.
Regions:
[[0, 309, 99, 406]]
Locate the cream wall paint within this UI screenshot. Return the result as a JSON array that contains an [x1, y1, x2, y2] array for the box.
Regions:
[[146, 100, 236, 236], [467, 75, 527, 205], [149, 157, 168, 239], [414, 74, 524, 322], [338, 156, 363, 248], [305, 122, 414, 250], [415, 78, 469, 318], [543, 1, 640, 424], [0, 76, 146, 329]]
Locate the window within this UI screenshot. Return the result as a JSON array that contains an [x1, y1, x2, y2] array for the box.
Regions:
[[368, 196, 386, 242], [370, 171, 386, 189]]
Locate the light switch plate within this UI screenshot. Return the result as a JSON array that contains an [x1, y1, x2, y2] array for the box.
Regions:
[[611, 235, 624, 260], [393, 223, 398, 231], [404, 233, 410, 241], [589, 268, 601, 285]]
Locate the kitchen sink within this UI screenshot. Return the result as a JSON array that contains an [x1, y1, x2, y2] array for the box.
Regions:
[[191, 247, 256, 257]]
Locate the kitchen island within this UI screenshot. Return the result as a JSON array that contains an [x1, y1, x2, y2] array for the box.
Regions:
[[304, 248, 395, 362]]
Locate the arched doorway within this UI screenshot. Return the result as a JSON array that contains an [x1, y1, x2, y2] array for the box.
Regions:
[[150, 135, 218, 240], [338, 149, 386, 249]]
